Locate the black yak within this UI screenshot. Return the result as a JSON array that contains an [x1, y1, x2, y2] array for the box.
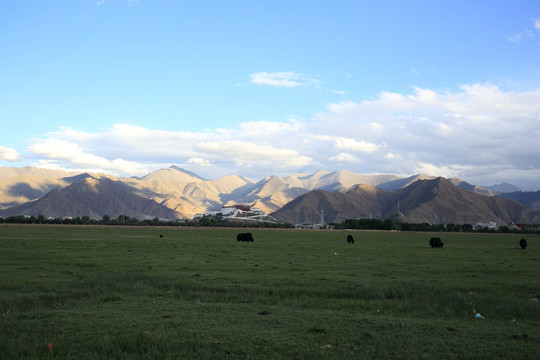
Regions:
[[430, 237, 444, 248], [519, 238, 527, 249], [237, 233, 254, 242], [347, 234, 355, 244]]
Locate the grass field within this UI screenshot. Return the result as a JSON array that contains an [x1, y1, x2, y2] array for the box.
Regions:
[[0, 225, 538, 359]]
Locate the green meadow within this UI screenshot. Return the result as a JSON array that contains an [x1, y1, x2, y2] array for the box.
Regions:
[[0, 225, 538, 359]]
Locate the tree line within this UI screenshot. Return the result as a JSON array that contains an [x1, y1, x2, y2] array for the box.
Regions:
[[332, 218, 539, 234], [0, 214, 537, 233], [0, 214, 294, 228]]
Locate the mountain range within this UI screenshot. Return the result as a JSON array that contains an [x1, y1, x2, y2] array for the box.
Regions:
[[0, 166, 538, 225], [271, 177, 537, 225]]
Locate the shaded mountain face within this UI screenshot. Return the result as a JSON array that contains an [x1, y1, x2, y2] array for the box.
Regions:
[[0, 174, 72, 209], [271, 178, 532, 225], [270, 184, 395, 224], [498, 190, 540, 210], [0, 177, 182, 220], [391, 177, 529, 224]]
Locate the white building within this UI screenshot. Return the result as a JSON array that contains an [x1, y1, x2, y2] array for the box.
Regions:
[[473, 221, 497, 230], [201, 205, 268, 220]]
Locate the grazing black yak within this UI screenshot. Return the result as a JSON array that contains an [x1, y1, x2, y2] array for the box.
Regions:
[[347, 234, 355, 244], [519, 238, 527, 249], [430, 237, 444, 248], [237, 233, 254, 242]]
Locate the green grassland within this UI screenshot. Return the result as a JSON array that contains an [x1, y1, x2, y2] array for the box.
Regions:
[[0, 225, 538, 359]]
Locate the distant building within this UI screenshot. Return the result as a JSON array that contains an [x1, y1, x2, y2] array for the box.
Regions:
[[508, 222, 522, 230], [196, 204, 272, 222], [473, 221, 497, 230], [295, 209, 329, 229]]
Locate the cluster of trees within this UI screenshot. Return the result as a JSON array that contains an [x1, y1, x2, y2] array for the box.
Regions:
[[333, 218, 475, 232], [333, 218, 538, 234]]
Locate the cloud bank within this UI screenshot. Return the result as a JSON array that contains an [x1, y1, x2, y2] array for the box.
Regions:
[[18, 84, 540, 190]]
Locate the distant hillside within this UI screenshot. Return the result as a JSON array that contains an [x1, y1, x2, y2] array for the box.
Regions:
[[391, 177, 528, 224], [270, 184, 394, 224], [283, 170, 401, 191], [485, 183, 522, 193], [0, 170, 75, 209], [141, 165, 206, 183], [0, 177, 182, 220], [376, 174, 498, 196], [119, 169, 256, 218], [448, 178, 497, 196], [0, 166, 77, 180], [375, 174, 436, 191], [498, 190, 540, 211], [271, 178, 532, 225]]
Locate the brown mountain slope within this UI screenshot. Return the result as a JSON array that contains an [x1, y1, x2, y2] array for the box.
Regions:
[[271, 184, 394, 224], [272, 177, 531, 225], [270, 190, 352, 224], [0, 174, 69, 209], [117, 173, 256, 218], [141, 165, 205, 183], [0, 177, 183, 220], [393, 178, 529, 224], [225, 176, 309, 214]]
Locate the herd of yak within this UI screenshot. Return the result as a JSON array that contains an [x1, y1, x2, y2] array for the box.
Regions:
[[236, 232, 529, 249], [428, 236, 528, 249]]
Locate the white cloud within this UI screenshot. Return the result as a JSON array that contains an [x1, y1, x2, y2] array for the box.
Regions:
[[384, 152, 401, 160], [314, 135, 380, 153], [22, 84, 540, 189], [250, 71, 320, 88], [413, 162, 466, 179], [329, 152, 361, 164], [28, 139, 152, 177], [0, 146, 21, 161], [507, 17, 539, 43], [334, 138, 379, 153], [506, 33, 523, 43], [0, 145, 21, 161], [195, 140, 312, 168], [328, 89, 347, 95], [188, 157, 211, 167]]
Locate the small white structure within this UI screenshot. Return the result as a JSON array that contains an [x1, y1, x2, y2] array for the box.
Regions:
[[199, 204, 273, 222], [508, 222, 519, 230], [473, 221, 497, 230]]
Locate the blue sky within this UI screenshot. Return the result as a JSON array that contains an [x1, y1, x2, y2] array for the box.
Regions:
[[1, 0, 539, 189]]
